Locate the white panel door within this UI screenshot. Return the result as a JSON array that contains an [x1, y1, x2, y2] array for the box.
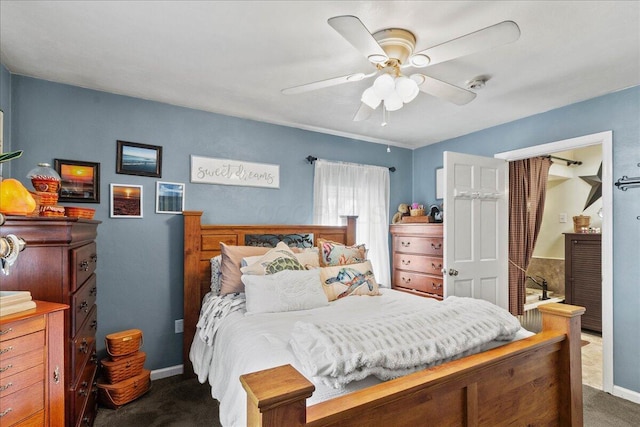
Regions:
[[443, 151, 508, 309]]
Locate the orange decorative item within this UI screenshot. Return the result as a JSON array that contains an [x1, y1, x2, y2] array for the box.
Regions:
[[0, 178, 37, 215], [27, 163, 61, 193], [64, 206, 95, 219]]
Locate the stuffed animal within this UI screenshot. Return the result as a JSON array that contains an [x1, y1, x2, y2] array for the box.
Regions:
[[391, 203, 410, 224]]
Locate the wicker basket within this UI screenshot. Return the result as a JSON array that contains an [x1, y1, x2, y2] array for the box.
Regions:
[[30, 178, 60, 193], [105, 329, 143, 360], [572, 215, 590, 233], [65, 206, 96, 219], [97, 369, 151, 409], [410, 208, 425, 217], [101, 352, 146, 383]]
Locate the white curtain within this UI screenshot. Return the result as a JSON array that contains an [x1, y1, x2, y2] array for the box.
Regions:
[[313, 159, 391, 287]]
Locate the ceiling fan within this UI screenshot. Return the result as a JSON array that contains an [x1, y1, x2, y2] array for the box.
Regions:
[[282, 15, 520, 123]]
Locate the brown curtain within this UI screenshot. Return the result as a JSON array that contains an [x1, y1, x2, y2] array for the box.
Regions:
[[508, 157, 552, 315]]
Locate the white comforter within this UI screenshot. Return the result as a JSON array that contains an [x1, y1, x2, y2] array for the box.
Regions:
[[190, 289, 531, 427]]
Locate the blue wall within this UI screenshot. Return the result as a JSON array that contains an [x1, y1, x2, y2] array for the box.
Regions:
[[413, 86, 640, 394], [1, 72, 413, 370], [0, 64, 12, 176]]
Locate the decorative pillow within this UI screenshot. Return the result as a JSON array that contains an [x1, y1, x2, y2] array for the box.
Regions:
[[319, 260, 380, 301], [219, 244, 271, 295], [243, 247, 320, 270], [210, 255, 223, 295], [242, 269, 329, 314], [318, 238, 367, 266], [240, 242, 305, 275]]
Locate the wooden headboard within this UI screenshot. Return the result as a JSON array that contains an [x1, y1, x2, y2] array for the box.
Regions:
[[182, 211, 356, 377]]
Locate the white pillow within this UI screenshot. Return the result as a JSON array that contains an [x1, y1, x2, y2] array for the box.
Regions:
[[241, 269, 329, 314], [242, 247, 320, 270]]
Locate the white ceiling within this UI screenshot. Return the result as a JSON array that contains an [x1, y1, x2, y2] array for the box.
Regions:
[[1, 1, 639, 149]]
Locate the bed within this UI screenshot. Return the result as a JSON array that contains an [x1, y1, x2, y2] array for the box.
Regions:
[[183, 211, 585, 426]]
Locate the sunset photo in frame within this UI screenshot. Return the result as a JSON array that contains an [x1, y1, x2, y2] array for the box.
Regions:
[[156, 181, 185, 214], [116, 140, 162, 177], [54, 159, 100, 203], [110, 184, 143, 218]]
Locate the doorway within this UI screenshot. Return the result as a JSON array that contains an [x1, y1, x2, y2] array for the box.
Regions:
[[495, 131, 613, 394]]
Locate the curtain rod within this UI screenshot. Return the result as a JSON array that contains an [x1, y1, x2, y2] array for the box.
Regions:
[[305, 156, 396, 172], [542, 155, 582, 166]]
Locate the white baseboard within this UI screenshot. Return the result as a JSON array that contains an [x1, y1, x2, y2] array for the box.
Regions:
[[612, 385, 640, 404], [150, 364, 183, 381]]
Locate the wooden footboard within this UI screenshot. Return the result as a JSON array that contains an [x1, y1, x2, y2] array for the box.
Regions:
[[241, 303, 584, 426]]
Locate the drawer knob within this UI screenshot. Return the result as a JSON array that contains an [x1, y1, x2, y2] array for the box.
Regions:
[[401, 259, 411, 265], [0, 346, 13, 355], [431, 262, 442, 270], [401, 277, 411, 284], [432, 283, 443, 290], [401, 241, 411, 247], [0, 382, 13, 392], [0, 364, 13, 374], [91, 254, 98, 263], [80, 260, 90, 271], [79, 339, 89, 354], [79, 300, 89, 313], [90, 319, 98, 330], [431, 242, 442, 250], [0, 327, 12, 336], [89, 286, 97, 296], [54, 366, 61, 384], [0, 408, 12, 418]]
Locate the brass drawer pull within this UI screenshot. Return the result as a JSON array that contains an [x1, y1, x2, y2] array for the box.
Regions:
[[432, 283, 443, 290], [0, 408, 12, 418], [431, 242, 442, 250], [91, 254, 98, 263], [401, 241, 411, 247], [401, 259, 411, 265], [80, 260, 90, 271], [401, 277, 411, 284], [0, 382, 13, 392], [79, 381, 89, 397], [79, 338, 89, 354], [89, 286, 97, 296], [79, 300, 89, 313], [90, 319, 98, 330], [431, 262, 442, 270], [0, 346, 13, 355], [0, 364, 13, 373], [0, 327, 12, 336], [54, 366, 61, 384]]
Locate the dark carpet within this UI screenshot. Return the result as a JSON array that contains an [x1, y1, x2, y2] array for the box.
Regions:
[[94, 375, 640, 426]]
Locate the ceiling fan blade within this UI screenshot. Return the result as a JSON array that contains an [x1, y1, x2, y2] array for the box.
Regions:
[[411, 21, 520, 67], [328, 15, 388, 64], [282, 71, 377, 95], [353, 102, 374, 121], [413, 74, 477, 105]]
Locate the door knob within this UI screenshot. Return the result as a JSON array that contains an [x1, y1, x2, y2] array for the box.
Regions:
[[448, 268, 459, 276]]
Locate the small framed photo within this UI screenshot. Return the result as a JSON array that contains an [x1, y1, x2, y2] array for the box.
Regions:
[[54, 159, 100, 203], [156, 181, 185, 214], [110, 184, 143, 218], [116, 140, 162, 177]]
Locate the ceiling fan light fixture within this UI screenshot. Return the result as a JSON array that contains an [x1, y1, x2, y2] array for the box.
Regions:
[[409, 54, 430, 68], [384, 92, 403, 111], [372, 73, 395, 99], [361, 87, 382, 109], [395, 76, 419, 103]]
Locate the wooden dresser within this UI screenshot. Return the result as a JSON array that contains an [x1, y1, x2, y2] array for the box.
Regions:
[[0, 301, 67, 426], [564, 232, 601, 332], [0, 217, 100, 426], [390, 223, 444, 300]]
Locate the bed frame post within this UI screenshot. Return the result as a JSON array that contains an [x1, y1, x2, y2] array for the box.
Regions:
[[538, 302, 585, 427], [183, 210, 203, 378], [344, 215, 357, 245], [240, 364, 315, 427]]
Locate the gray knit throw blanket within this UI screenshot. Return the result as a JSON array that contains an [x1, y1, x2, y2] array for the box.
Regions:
[[290, 296, 521, 388]]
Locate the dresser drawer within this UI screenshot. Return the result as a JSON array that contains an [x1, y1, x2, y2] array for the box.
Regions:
[[0, 316, 45, 343], [393, 236, 443, 256], [393, 253, 443, 275], [393, 271, 444, 296], [0, 380, 44, 426], [71, 242, 97, 292], [72, 274, 97, 335], [0, 364, 44, 399], [0, 331, 45, 364], [76, 380, 98, 427], [0, 348, 43, 380], [70, 307, 97, 384], [71, 356, 98, 425]]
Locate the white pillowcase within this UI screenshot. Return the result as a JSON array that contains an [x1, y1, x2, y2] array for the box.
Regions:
[[241, 269, 329, 314]]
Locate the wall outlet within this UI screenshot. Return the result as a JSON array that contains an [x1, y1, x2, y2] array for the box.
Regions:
[[559, 213, 568, 223], [174, 319, 184, 334]]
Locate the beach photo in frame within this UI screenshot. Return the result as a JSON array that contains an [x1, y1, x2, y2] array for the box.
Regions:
[[155, 181, 185, 214], [116, 140, 162, 177], [54, 159, 100, 203], [110, 184, 143, 218]]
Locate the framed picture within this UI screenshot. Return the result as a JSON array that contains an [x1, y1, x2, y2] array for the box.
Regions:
[[155, 181, 185, 214], [54, 159, 100, 203], [110, 184, 143, 218], [116, 140, 162, 177]]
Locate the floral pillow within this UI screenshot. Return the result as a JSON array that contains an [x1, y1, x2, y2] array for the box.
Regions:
[[319, 260, 380, 301], [240, 242, 305, 275], [318, 238, 367, 267]]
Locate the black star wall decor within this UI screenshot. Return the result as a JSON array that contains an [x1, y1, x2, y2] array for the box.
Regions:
[[579, 162, 602, 211]]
